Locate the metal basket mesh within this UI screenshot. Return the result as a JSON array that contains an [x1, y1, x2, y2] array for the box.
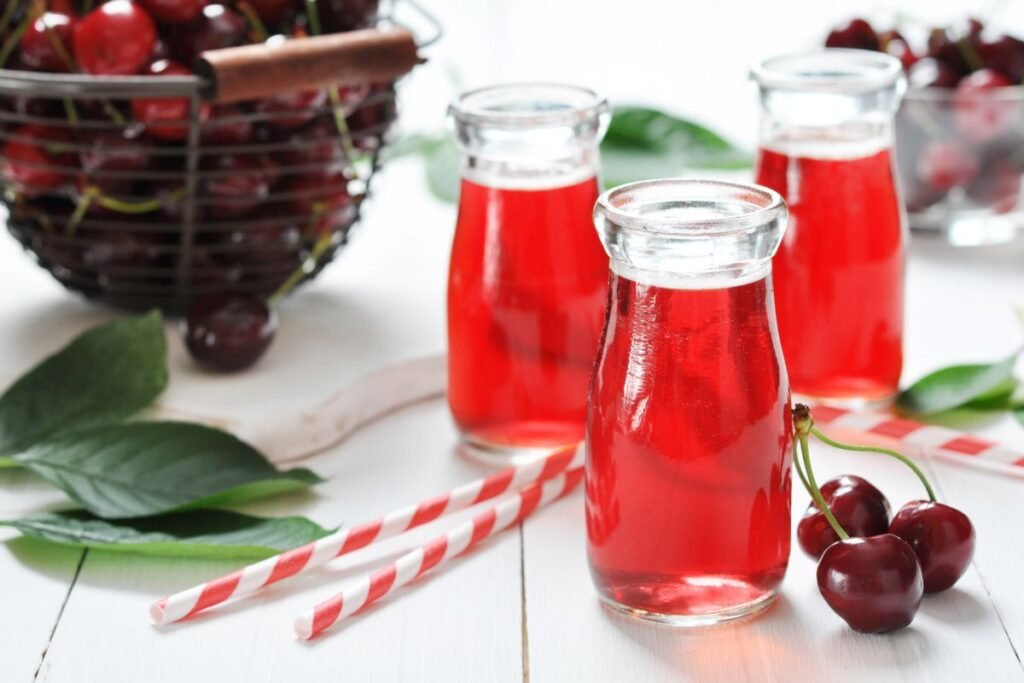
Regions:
[[0, 1, 433, 313]]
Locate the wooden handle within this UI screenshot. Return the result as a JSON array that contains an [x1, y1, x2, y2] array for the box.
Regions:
[[197, 28, 423, 103]]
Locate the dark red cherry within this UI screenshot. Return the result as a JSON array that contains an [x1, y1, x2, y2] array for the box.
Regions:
[[78, 132, 151, 195], [315, 0, 380, 33], [202, 154, 275, 218], [183, 296, 277, 372], [2, 125, 74, 196], [907, 57, 962, 89], [798, 475, 891, 558], [82, 229, 163, 272], [954, 69, 1018, 142], [73, 0, 157, 75], [131, 60, 209, 141], [202, 105, 254, 146], [168, 4, 246, 64], [967, 157, 1022, 213], [977, 34, 1024, 84], [817, 534, 923, 634], [137, 0, 209, 23], [917, 141, 980, 191], [20, 11, 76, 72], [254, 88, 328, 130], [879, 30, 917, 70], [927, 28, 972, 76], [244, 0, 296, 25], [825, 19, 879, 51], [889, 501, 975, 593]]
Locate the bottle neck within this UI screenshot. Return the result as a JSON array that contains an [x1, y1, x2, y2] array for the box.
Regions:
[[459, 144, 602, 190]]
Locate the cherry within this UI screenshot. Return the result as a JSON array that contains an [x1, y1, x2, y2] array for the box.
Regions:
[[278, 117, 345, 168], [917, 141, 980, 191], [131, 60, 209, 141], [202, 105, 254, 146], [168, 4, 246, 64], [73, 0, 157, 75], [244, 0, 296, 25], [183, 296, 277, 372], [879, 30, 918, 70], [817, 535, 923, 634], [2, 124, 74, 196], [314, 0, 380, 33], [220, 221, 302, 271], [20, 11, 76, 72], [82, 229, 163, 273], [977, 34, 1024, 84], [285, 167, 355, 236], [78, 131, 150, 195], [907, 57, 962, 89], [202, 153, 275, 218], [825, 19, 879, 51], [254, 88, 328, 130], [967, 156, 1022, 213], [927, 28, 972, 77], [138, 0, 209, 24], [798, 475, 891, 558], [954, 69, 1018, 142], [889, 501, 976, 593]]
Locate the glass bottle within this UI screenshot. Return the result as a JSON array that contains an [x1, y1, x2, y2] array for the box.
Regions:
[[587, 179, 792, 625], [752, 50, 908, 403], [447, 84, 610, 464]]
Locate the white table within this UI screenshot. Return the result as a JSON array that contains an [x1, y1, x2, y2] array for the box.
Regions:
[[4, 0, 1024, 679]]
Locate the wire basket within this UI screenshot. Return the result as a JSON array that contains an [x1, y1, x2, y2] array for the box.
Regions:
[[0, 0, 439, 313]]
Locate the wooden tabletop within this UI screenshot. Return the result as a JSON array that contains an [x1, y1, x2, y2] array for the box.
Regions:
[[1, 153, 1023, 682]]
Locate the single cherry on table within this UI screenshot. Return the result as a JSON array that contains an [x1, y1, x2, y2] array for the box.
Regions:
[[889, 501, 976, 593], [817, 535, 924, 634], [183, 296, 278, 372], [797, 475, 891, 558]]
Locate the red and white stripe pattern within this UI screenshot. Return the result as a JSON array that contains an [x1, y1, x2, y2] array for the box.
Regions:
[[294, 467, 585, 640], [812, 404, 1024, 477], [150, 444, 584, 625]]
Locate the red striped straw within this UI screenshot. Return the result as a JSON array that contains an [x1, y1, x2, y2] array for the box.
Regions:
[[812, 404, 1024, 479], [294, 467, 584, 639], [150, 444, 583, 625]]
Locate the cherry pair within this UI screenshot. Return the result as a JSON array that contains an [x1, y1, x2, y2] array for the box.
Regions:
[[792, 405, 976, 634]]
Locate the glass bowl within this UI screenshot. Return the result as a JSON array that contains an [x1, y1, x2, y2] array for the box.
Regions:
[[896, 84, 1024, 246]]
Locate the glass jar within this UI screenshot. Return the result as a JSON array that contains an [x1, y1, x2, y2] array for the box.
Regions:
[[587, 179, 792, 625], [752, 49, 908, 404], [446, 84, 610, 464]]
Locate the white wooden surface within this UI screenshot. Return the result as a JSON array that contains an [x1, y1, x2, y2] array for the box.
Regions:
[[2, 0, 1024, 680]]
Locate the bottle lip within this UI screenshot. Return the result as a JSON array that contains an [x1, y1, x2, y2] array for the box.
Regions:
[[448, 82, 609, 129], [595, 179, 786, 237], [751, 49, 904, 94]]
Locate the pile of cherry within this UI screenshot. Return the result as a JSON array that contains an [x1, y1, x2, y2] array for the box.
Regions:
[[793, 405, 976, 634], [825, 17, 1024, 216], [0, 0, 393, 371]]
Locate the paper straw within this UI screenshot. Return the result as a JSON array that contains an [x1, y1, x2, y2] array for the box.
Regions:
[[151, 443, 583, 625], [811, 404, 1024, 479], [294, 467, 584, 639]]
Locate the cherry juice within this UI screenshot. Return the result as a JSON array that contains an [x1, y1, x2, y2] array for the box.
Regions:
[[755, 144, 905, 400], [447, 176, 608, 453], [586, 274, 792, 619]]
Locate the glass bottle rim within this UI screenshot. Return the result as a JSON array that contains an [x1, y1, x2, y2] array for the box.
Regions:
[[448, 82, 609, 129], [595, 179, 786, 237], [751, 49, 903, 94]]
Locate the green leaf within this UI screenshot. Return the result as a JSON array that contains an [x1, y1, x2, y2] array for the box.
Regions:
[[1013, 402, 1024, 428], [12, 422, 322, 519], [0, 312, 167, 456], [424, 136, 460, 204], [896, 351, 1021, 416], [2, 510, 332, 559], [600, 106, 753, 187]]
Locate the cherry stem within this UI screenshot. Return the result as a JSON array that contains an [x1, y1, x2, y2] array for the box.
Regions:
[[267, 232, 333, 306], [0, 14, 32, 68], [791, 438, 813, 496], [795, 405, 850, 540], [236, 1, 269, 42], [809, 425, 938, 503], [0, 2, 18, 39], [956, 36, 984, 71]]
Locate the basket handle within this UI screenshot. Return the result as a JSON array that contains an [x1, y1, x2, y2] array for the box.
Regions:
[[197, 28, 424, 104]]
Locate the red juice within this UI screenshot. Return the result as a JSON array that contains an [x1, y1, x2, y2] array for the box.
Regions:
[[755, 145, 905, 400], [586, 274, 792, 619], [447, 175, 608, 453]]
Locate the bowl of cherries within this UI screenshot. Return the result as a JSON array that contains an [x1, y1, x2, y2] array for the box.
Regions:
[[0, 0, 429, 325], [826, 17, 1024, 245]]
